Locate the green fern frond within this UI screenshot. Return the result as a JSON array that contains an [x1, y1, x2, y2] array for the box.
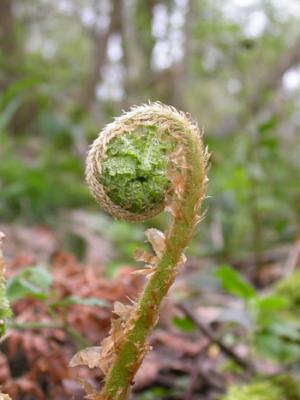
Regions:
[[0, 233, 12, 337]]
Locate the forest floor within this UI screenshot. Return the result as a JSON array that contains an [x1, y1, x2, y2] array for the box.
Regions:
[[0, 223, 299, 400]]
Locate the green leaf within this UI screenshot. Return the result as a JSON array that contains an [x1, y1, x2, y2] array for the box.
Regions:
[[254, 295, 290, 312], [0, 97, 24, 132], [269, 320, 300, 341], [216, 265, 257, 300], [172, 315, 197, 333], [222, 381, 284, 400], [137, 386, 170, 400], [259, 117, 279, 134], [254, 332, 300, 363], [7, 266, 53, 301]]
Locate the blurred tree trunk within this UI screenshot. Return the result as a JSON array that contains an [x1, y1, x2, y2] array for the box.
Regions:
[[79, 0, 122, 111], [249, 36, 300, 114], [121, 0, 146, 105], [169, 0, 194, 110], [218, 35, 300, 136], [151, 0, 189, 109], [0, 0, 18, 90], [135, 0, 156, 72], [122, 0, 157, 104], [0, 0, 16, 54], [0, 0, 35, 135]]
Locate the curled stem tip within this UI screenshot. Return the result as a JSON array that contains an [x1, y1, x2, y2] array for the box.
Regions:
[[74, 102, 208, 400]]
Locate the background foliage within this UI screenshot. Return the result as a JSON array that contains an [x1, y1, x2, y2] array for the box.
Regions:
[[1, 0, 300, 262], [1, 0, 300, 399]]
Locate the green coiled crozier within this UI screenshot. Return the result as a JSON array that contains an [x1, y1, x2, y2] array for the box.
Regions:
[[99, 126, 173, 216], [80, 103, 208, 400]]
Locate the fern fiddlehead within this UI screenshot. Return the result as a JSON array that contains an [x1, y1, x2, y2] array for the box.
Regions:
[[71, 103, 208, 400]]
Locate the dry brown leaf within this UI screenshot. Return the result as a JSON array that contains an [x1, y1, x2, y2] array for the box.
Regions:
[[145, 229, 166, 258], [111, 318, 126, 354], [69, 342, 114, 375], [0, 353, 11, 383], [78, 378, 100, 400], [133, 353, 160, 390], [178, 253, 187, 267], [3, 249, 144, 399], [96, 336, 115, 374], [152, 330, 209, 356], [0, 393, 12, 400], [113, 302, 133, 321], [164, 201, 178, 217], [134, 249, 157, 265], [69, 346, 103, 369], [132, 266, 156, 278], [10, 377, 44, 400], [98, 354, 114, 376], [100, 336, 114, 358]]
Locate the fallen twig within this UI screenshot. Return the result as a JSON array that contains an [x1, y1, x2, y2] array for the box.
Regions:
[[177, 303, 256, 374]]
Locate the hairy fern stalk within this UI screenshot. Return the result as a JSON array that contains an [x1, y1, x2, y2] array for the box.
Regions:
[[70, 103, 208, 400]]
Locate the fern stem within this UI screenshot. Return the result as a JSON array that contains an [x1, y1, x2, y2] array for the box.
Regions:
[[76, 103, 208, 400], [100, 112, 206, 399]]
